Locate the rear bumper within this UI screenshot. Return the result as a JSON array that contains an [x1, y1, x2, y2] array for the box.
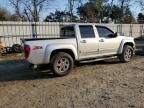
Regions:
[[28, 63, 38, 69]]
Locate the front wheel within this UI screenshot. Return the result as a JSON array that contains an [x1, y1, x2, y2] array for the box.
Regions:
[[50, 52, 74, 77], [119, 45, 134, 63]]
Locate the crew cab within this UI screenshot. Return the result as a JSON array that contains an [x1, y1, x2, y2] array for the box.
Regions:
[[22, 24, 135, 76]]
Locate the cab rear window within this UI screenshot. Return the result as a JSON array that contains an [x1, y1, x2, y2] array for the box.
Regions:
[[60, 26, 75, 38]]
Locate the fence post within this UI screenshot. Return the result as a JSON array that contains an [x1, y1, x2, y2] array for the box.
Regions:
[[0, 38, 2, 48], [117, 24, 124, 36], [140, 24, 142, 37], [129, 24, 133, 37], [32, 23, 37, 38]]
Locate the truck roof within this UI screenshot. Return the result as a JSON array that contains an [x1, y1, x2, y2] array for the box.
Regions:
[[61, 23, 105, 27]]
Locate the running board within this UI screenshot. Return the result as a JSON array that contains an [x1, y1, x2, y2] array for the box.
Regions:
[[80, 56, 117, 63]]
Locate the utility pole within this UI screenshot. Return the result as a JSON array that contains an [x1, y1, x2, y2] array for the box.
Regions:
[[68, 0, 71, 13], [68, 0, 72, 22]]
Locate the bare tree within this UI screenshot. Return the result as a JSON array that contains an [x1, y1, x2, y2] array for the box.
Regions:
[[109, 0, 114, 8], [68, 0, 75, 21], [118, 0, 131, 22], [118, 0, 130, 12], [9, 0, 52, 22], [137, 0, 144, 10], [106, 0, 115, 22], [9, 0, 22, 20], [68, 0, 83, 21]]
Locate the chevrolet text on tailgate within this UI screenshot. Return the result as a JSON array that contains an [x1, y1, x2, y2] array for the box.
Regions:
[[22, 24, 135, 76]]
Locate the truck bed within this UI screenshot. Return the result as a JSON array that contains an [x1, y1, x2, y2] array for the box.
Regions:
[[22, 37, 75, 42]]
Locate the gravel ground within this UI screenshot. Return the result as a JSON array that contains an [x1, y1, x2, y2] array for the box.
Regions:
[[0, 55, 144, 108]]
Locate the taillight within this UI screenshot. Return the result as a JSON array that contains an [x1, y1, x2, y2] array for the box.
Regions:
[[24, 45, 30, 58], [32, 46, 42, 50]]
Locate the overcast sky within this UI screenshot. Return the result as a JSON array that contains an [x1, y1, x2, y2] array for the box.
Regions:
[[0, 0, 142, 20]]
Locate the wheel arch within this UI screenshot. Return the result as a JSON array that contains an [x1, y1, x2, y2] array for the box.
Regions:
[[123, 42, 134, 48], [44, 44, 78, 64], [118, 41, 135, 54], [50, 49, 75, 62]]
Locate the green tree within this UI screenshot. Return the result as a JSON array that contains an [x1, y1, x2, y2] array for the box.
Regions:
[[123, 6, 135, 23], [110, 5, 123, 23], [137, 13, 144, 23], [44, 10, 76, 22], [77, 0, 116, 23], [110, 5, 135, 23], [89, 0, 108, 22], [77, 2, 98, 22]]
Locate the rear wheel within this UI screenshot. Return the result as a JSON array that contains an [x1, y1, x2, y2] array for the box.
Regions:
[[119, 45, 134, 63], [50, 52, 74, 77]]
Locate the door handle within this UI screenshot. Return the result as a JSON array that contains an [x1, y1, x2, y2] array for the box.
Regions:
[[99, 39, 104, 42], [80, 40, 87, 43]]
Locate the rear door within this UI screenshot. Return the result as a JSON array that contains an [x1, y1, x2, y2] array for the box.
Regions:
[[96, 26, 121, 55], [78, 25, 99, 59]]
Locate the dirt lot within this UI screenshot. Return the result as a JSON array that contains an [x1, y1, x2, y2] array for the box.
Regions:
[[0, 55, 144, 108]]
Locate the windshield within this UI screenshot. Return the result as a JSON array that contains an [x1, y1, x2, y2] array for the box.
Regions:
[[60, 26, 75, 38]]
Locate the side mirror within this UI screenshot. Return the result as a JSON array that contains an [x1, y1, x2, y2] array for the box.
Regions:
[[108, 32, 118, 38], [114, 32, 118, 37]]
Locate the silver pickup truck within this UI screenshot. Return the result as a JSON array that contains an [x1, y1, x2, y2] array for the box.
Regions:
[[22, 24, 135, 76]]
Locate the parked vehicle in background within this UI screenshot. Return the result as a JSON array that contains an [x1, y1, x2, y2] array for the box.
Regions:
[[22, 24, 135, 76]]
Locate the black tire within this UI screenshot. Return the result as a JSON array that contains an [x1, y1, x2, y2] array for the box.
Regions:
[[12, 44, 23, 53], [50, 52, 74, 77], [119, 45, 134, 63]]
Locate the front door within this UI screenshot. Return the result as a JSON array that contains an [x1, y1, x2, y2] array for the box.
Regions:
[[96, 26, 121, 55]]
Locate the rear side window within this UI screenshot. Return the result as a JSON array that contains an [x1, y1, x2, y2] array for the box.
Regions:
[[79, 26, 95, 38]]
